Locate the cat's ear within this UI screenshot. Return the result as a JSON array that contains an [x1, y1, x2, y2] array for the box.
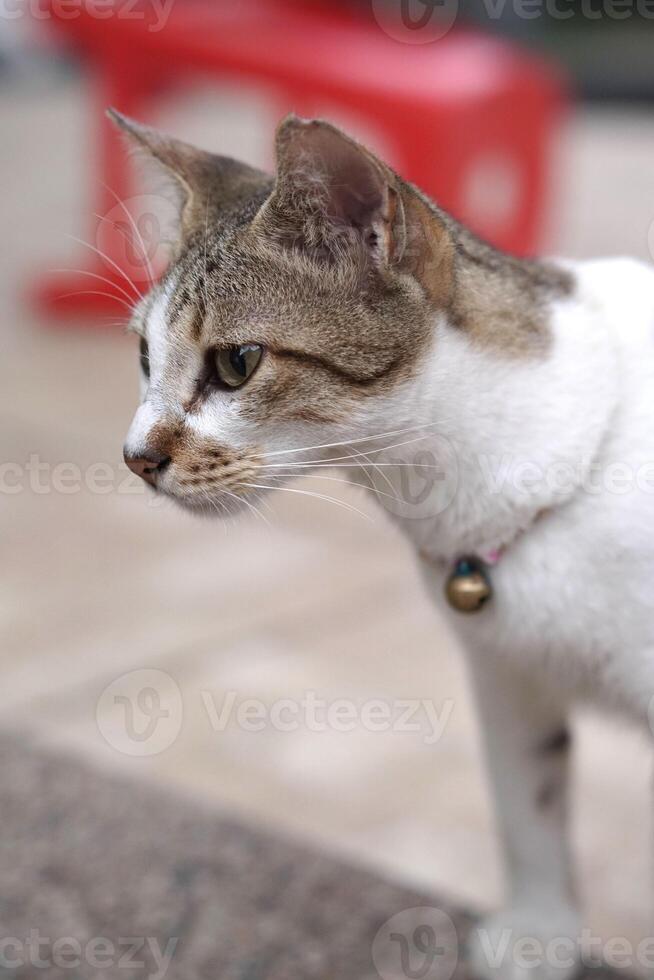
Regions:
[[107, 109, 265, 238], [267, 116, 453, 304], [268, 115, 402, 265]]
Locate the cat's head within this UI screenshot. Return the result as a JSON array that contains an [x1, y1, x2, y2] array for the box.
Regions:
[[114, 111, 454, 515]]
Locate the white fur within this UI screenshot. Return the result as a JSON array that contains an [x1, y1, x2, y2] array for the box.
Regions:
[[370, 257, 654, 979], [400, 258, 654, 716]]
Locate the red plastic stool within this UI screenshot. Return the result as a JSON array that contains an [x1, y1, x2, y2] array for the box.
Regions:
[[34, 0, 566, 320]]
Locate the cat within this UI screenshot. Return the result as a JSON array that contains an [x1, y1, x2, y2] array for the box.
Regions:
[[113, 108, 654, 980]]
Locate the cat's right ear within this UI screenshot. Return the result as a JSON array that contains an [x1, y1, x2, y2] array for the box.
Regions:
[[107, 109, 264, 240]]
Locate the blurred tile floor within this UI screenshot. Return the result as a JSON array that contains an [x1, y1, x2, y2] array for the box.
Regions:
[[1, 80, 653, 954]]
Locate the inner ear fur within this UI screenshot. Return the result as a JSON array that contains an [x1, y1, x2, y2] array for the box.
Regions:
[[270, 115, 454, 305]]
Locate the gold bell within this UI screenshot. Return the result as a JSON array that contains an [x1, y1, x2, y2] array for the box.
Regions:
[[445, 557, 492, 613]]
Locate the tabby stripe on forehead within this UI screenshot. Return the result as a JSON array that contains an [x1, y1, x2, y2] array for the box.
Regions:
[[273, 347, 402, 386]]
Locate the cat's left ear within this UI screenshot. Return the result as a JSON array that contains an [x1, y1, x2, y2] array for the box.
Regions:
[[107, 109, 265, 239], [265, 116, 454, 306], [269, 115, 406, 267]]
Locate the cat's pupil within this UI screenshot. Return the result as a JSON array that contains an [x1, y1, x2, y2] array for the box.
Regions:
[[139, 337, 150, 379], [229, 346, 248, 378]]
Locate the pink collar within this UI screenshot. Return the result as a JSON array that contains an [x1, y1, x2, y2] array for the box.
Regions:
[[477, 547, 502, 566]]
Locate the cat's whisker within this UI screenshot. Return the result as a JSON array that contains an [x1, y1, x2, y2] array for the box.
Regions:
[[197, 486, 227, 520], [98, 180, 156, 287], [269, 470, 403, 504], [236, 481, 374, 523], [259, 420, 454, 497], [207, 491, 239, 526], [93, 213, 154, 293], [250, 487, 277, 519], [102, 317, 131, 328], [256, 431, 447, 469], [66, 233, 144, 301], [183, 482, 271, 528], [58, 289, 135, 313], [258, 461, 444, 470], [254, 418, 453, 460], [252, 430, 451, 476], [218, 484, 272, 528], [50, 267, 138, 309], [347, 447, 399, 500], [332, 430, 452, 464], [207, 493, 241, 533], [204, 487, 240, 532]]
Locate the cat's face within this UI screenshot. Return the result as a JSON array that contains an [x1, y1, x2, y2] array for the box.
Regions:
[[117, 113, 453, 516]]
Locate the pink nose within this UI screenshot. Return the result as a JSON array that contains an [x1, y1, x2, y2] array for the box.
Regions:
[[123, 449, 170, 487]]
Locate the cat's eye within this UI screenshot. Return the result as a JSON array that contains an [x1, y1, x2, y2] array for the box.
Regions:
[[139, 336, 150, 379], [213, 344, 263, 389]]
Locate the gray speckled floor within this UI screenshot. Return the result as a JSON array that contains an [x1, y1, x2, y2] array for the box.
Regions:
[[0, 732, 637, 980]]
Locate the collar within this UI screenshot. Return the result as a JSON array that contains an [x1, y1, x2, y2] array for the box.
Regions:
[[445, 508, 548, 614]]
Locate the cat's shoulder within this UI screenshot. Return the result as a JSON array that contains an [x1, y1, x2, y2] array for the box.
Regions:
[[564, 256, 654, 349]]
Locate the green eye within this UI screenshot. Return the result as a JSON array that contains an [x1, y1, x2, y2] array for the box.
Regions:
[[139, 336, 150, 379], [213, 344, 263, 389]]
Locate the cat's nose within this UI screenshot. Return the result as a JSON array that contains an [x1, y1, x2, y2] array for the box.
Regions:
[[123, 448, 170, 487]]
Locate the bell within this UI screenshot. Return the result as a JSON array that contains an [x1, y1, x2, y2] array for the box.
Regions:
[[445, 557, 492, 613]]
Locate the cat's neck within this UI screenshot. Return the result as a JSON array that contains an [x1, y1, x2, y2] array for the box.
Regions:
[[371, 260, 619, 562]]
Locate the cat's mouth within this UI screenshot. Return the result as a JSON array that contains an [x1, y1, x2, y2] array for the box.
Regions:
[[158, 483, 254, 518], [147, 457, 268, 519]]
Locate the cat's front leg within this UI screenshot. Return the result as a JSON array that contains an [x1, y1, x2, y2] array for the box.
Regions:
[[463, 648, 581, 980]]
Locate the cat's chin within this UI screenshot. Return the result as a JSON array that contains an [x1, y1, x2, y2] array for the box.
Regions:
[[161, 488, 250, 520]]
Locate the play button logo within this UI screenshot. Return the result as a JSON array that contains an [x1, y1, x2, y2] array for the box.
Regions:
[[372, 0, 459, 43]]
